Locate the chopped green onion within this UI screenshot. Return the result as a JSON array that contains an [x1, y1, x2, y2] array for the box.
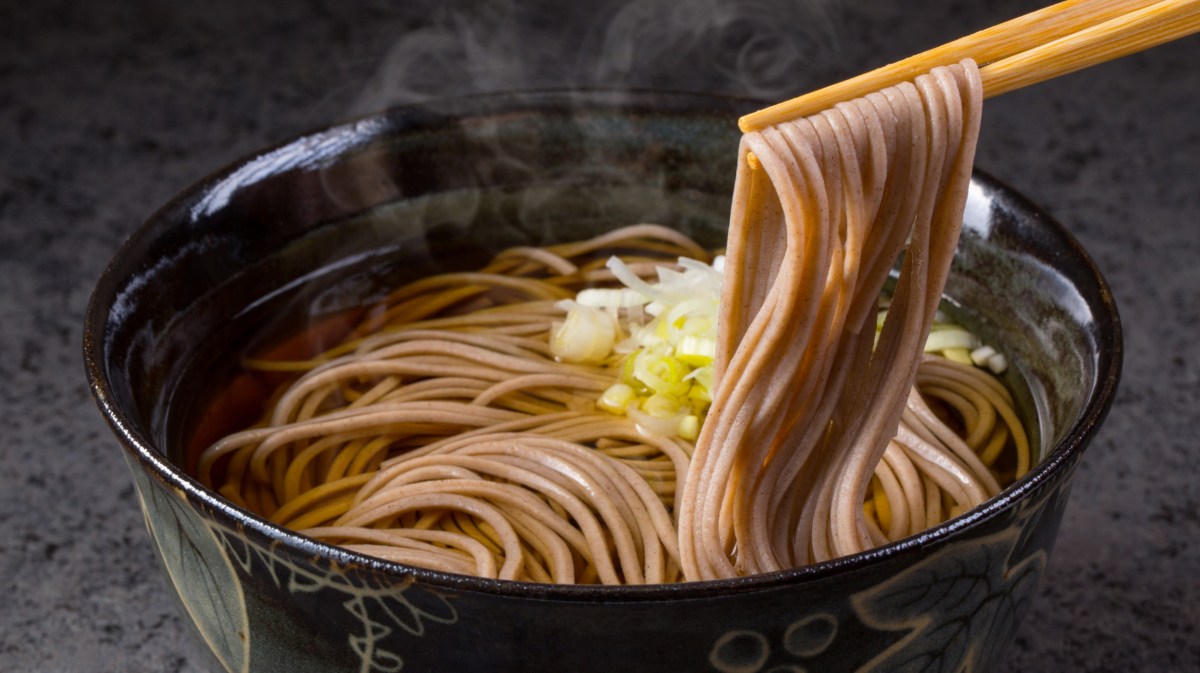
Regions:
[[677, 335, 716, 366], [598, 383, 636, 415], [941, 348, 974, 364], [679, 415, 700, 441], [550, 302, 617, 365], [923, 329, 980, 352], [576, 287, 646, 309], [626, 405, 687, 438], [970, 345, 996, 366], [633, 347, 691, 397], [583, 254, 725, 438], [642, 392, 682, 418]]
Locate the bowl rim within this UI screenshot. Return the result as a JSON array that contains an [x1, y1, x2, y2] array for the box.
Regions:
[[83, 88, 1123, 601]]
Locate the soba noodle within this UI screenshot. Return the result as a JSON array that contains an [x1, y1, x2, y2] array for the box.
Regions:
[[198, 59, 1028, 584]]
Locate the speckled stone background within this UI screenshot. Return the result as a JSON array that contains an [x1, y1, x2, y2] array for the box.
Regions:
[[1, 0, 1196, 671]]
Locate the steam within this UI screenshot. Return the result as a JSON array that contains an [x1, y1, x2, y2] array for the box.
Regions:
[[347, 0, 846, 115], [304, 0, 853, 331], [588, 0, 842, 100]]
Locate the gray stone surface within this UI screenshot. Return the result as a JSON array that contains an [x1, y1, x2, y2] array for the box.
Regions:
[[1, 1, 1195, 671]]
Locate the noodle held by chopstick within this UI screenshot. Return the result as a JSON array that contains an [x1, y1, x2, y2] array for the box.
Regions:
[[677, 60, 984, 579]]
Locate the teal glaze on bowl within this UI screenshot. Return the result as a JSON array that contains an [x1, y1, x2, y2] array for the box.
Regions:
[[84, 91, 1121, 673]]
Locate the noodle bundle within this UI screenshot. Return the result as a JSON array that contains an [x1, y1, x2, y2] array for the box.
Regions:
[[679, 59, 995, 579], [198, 59, 1029, 584]]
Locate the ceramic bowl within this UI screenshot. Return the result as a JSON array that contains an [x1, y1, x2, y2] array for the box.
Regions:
[[84, 91, 1121, 673]]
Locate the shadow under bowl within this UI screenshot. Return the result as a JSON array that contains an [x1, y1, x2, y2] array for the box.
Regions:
[[84, 90, 1120, 673]]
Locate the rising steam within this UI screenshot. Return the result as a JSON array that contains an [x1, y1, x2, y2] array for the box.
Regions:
[[347, 0, 845, 115]]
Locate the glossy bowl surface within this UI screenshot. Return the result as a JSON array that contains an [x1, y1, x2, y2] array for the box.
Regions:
[[85, 91, 1121, 673]]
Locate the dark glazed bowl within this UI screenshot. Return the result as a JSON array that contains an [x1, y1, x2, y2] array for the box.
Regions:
[[84, 91, 1121, 673]]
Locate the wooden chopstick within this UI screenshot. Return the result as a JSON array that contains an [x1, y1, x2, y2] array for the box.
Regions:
[[982, 0, 1200, 96], [739, 0, 1200, 132]]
